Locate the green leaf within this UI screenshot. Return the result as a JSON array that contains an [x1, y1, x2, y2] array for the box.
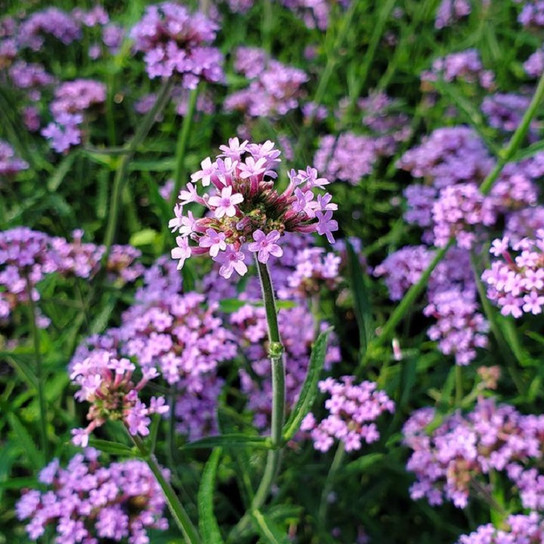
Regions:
[[198, 448, 225, 544], [182, 434, 273, 450], [347, 241, 373, 361], [282, 328, 332, 442], [345, 453, 384, 474], [1, 352, 38, 389], [130, 228, 160, 247], [251, 510, 291, 544], [47, 153, 76, 191], [88, 438, 135, 456], [7, 413, 43, 470]]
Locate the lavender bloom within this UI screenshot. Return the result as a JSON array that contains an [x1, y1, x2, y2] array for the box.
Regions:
[[71, 6, 109, 27], [281, 0, 351, 30], [50, 79, 107, 119], [404, 398, 544, 509], [18, 8, 81, 51], [17, 450, 168, 542], [301, 376, 394, 452], [225, 57, 308, 117], [8, 61, 55, 98], [524, 48, 544, 78], [41, 113, 82, 153], [421, 49, 494, 90], [482, 229, 544, 318], [70, 351, 168, 446], [130, 2, 224, 86], [0, 140, 28, 177], [170, 139, 337, 277], [435, 0, 471, 28], [233, 46, 268, 79], [457, 513, 544, 544], [517, 0, 544, 28], [482, 93, 540, 137], [102, 23, 125, 54]]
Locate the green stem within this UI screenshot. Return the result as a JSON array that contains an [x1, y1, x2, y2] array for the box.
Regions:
[[131, 435, 201, 544], [455, 365, 463, 406], [170, 87, 199, 209], [103, 79, 174, 251], [370, 239, 453, 353], [480, 69, 544, 195], [317, 442, 345, 531], [25, 275, 49, 462], [229, 261, 285, 541]]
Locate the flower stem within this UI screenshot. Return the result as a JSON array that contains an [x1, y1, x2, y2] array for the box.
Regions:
[[317, 442, 345, 531], [25, 275, 49, 462], [131, 434, 201, 544], [229, 261, 285, 540], [103, 78, 174, 252], [480, 68, 544, 195]]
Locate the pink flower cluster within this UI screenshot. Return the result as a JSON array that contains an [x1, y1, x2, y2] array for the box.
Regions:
[[301, 376, 394, 452], [70, 351, 168, 446], [226, 49, 308, 117], [457, 513, 544, 544], [233, 303, 340, 429], [421, 49, 494, 89], [8, 61, 55, 100], [482, 231, 544, 318], [403, 398, 544, 509], [71, 261, 236, 441], [0, 228, 143, 325], [129, 2, 224, 86], [435, 0, 471, 29], [170, 139, 337, 278], [0, 140, 28, 177], [17, 449, 168, 543]]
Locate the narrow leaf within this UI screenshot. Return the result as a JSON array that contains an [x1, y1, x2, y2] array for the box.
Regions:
[[347, 241, 373, 361], [47, 152, 76, 191], [282, 328, 331, 442], [251, 510, 290, 544], [198, 448, 225, 544], [88, 438, 135, 456], [7, 413, 43, 469], [182, 434, 273, 450]]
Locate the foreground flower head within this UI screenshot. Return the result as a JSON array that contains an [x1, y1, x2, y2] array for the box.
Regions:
[[17, 449, 168, 542], [170, 139, 337, 277]]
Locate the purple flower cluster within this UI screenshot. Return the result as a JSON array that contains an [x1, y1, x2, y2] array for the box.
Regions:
[[281, 0, 351, 30], [435, 0, 471, 29], [233, 303, 340, 429], [17, 449, 168, 543], [421, 49, 494, 90], [403, 397, 544, 508], [70, 351, 168, 446], [170, 139, 337, 278], [457, 513, 544, 544], [301, 376, 394, 452], [71, 260, 236, 441], [516, 0, 544, 28], [8, 61, 55, 100], [0, 228, 143, 324], [18, 8, 81, 51], [482, 93, 537, 135], [524, 48, 544, 78], [0, 140, 28, 177], [129, 2, 224, 86], [226, 50, 308, 117], [42, 79, 106, 153], [482, 231, 544, 318]]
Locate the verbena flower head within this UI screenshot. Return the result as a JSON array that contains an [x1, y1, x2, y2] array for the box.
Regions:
[[435, 0, 471, 29], [70, 350, 168, 446], [301, 376, 394, 452], [170, 139, 337, 277], [130, 2, 224, 86], [403, 398, 544, 509], [482, 230, 544, 318], [18, 8, 81, 51], [0, 140, 28, 177], [17, 449, 168, 542]]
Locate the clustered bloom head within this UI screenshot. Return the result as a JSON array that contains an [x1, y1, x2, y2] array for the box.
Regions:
[[457, 513, 544, 544], [129, 2, 224, 86], [233, 303, 340, 429], [482, 231, 544, 318], [17, 449, 168, 543], [70, 350, 168, 446], [225, 50, 308, 117], [301, 376, 394, 452], [0, 227, 143, 324], [403, 398, 544, 509], [170, 139, 338, 278], [435, 0, 471, 29], [72, 261, 236, 441], [0, 140, 28, 177]]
